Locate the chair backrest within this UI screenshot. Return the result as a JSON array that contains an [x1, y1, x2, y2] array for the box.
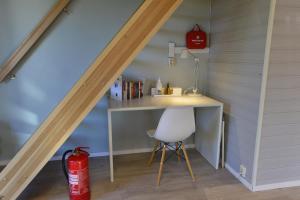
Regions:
[[154, 107, 195, 143]]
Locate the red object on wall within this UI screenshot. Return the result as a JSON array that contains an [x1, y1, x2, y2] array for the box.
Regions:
[[63, 147, 90, 200], [186, 24, 207, 49]]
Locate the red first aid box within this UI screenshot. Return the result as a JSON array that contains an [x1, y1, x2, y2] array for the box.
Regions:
[[186, 24, 207, 49]]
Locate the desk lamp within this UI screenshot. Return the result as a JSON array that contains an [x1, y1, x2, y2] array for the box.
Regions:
[[180, 49, 202, 96]]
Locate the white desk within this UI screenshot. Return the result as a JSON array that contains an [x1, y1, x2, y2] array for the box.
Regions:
[[107, 96, 223, 182]]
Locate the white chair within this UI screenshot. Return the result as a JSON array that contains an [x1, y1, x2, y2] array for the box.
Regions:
[[147, 106, 196, 185]]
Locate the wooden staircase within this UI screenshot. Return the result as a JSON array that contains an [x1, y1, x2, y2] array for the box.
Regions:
[[0, 0, 182, 199]]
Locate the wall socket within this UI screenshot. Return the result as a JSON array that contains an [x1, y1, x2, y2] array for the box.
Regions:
[[240, 165, 247, 178]]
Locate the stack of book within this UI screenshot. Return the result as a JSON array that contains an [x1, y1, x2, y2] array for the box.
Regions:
[[122, 80, 143, 100], [110, 76, 143, 101]]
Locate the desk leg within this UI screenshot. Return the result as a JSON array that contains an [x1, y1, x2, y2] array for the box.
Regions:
[[108, 111, 114, 182], [222, 120, 225, 168], [194, 106, 223, 169]]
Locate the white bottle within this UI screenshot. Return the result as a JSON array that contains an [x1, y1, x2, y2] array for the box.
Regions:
[[156, 77, 163, 95]]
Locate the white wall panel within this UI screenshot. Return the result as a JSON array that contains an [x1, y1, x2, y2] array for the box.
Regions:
[[209, 0, 270, 183]]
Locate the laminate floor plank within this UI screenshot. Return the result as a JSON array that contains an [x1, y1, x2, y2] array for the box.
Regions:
[[0, 150, 297, 200]]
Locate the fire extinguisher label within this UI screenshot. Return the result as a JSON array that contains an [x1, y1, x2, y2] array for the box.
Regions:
[[69, 167, 89, 195], [69, 174, 79, 185]]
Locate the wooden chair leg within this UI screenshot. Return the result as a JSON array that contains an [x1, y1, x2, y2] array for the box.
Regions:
[[148, 140, 160, 166], [157, 144, 166, 186], [182, 143, 195, 182], [176, 142, 181, 161]]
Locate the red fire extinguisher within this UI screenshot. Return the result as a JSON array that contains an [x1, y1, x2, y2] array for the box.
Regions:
[[186, 24, 207, 49], [62, 147, 91, 200]]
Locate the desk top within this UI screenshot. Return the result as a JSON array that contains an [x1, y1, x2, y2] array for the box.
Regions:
[[108, 96, 223, 112]]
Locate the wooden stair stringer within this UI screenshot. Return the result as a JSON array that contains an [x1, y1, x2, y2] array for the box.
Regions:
[[0, 0, 183, 199]]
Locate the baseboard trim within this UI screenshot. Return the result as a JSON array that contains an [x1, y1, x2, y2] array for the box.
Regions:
[[253, 180, 300, 191], [0, 144, 196, 166], [51, 152, 110, 161], [225, 163, 253, 191]]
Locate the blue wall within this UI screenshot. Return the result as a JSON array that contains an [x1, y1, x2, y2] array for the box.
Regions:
[[0, 0, 210, 161]]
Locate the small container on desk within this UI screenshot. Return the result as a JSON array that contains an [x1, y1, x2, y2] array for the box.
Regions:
[[151, 87, 182, 97]]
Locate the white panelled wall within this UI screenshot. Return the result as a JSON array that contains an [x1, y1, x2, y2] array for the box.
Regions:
[[210, 0, 300, 191], [253, 0, 300, 191], [208, 0, 271, 186]]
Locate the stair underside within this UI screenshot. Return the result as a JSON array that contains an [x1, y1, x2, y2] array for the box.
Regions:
[[0, 0, 183, 199]]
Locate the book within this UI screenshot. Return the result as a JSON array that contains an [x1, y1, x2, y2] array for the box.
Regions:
[[112, 78, 144, 101]]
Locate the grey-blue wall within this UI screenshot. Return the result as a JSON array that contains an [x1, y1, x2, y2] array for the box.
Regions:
[[208, 0, 270, 183], [0, 0, 210, 162]]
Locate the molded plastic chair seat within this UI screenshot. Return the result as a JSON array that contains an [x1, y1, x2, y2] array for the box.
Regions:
[[149, 107, 195, 143]]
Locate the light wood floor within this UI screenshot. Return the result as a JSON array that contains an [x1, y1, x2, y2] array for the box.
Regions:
[[11, 150, 300, 200]]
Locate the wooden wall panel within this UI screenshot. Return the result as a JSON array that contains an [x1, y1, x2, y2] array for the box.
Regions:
[[257, 0, 300, 186], [0, 0, 182, 199], [208, 0, 270, 183]]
